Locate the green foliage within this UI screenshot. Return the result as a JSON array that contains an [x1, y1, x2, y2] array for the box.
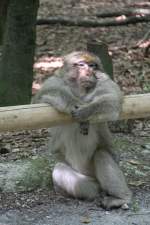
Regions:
[[19, 157, 52, 191], [143, 82, 150, 93], [0, 157, 53, 192]]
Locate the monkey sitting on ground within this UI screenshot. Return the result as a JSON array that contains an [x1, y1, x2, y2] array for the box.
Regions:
[[32, 51, 132, 209]]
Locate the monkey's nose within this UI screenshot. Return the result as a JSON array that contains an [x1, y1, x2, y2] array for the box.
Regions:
[[86, 67, 94, 76]]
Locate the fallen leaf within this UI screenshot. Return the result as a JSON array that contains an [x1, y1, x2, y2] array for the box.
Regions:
[[129, 181, 146, 186], [127, 160, 141, 165], [80, 217, 91, 224]]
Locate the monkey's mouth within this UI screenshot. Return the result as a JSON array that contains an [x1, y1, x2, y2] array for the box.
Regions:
[[80, 80, 95, 88]]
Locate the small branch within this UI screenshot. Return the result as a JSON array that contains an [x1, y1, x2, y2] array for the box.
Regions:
[[131, 30, 150, 56], [136, 30, 150, 46], [37, 15, 150, 27], [127, 211, 150, 217], [129, 2, 150, 8], [95, 8, 150, 18]]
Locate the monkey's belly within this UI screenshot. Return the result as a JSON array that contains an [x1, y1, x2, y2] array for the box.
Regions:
[[60, 124, 99, 174]]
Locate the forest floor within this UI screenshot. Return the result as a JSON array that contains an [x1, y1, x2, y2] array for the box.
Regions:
[[0, 0, 150, 224], [0, 130, 150, 225]]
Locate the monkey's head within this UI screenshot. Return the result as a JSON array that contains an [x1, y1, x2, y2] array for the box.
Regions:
[[62, 51, 104, 90]]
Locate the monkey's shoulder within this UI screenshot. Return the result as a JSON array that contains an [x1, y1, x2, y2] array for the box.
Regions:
[[32, 76, 71, 103], [39, 76, 73, 95], [95, 75, 121, 94], [42, 76, 65, 89]]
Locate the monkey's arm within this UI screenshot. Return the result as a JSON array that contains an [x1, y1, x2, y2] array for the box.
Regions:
[[72, 79, 122, 121], [32, 77, 79, 114]]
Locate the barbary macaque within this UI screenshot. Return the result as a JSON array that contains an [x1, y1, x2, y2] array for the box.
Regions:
[[32, 51, 132, 209]]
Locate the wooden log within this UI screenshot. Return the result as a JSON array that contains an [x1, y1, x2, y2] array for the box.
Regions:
[[0, 94, 149, 132], [120, 94, 150, 120]]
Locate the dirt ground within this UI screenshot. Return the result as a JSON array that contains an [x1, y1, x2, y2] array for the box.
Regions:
[[0, 0, 150, 224], [0, 130, 150, 225]]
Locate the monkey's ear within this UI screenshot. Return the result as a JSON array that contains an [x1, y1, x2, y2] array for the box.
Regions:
[[62, 56, 65, 61], [61, 57, 65, 66]]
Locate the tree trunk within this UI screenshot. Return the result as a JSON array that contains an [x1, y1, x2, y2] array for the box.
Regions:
[[0, 0, 39, 106], [87, 41, 113, 79], [0, 0, 9, 44]]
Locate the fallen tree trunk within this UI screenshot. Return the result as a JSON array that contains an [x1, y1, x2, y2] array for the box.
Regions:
[[36, 15, 150, 27], [0, 94, 149, 132]]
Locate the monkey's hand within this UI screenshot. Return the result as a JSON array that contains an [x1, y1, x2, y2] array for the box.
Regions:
[[71, 106, 90, 135], [71, 105, 92, 121]]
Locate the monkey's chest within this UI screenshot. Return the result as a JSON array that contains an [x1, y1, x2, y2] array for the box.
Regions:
[[61, 124, 99, 173]]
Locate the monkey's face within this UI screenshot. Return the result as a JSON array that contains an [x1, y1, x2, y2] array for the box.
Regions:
[[63, 51, 103, 90], [73, 61, 98, 89]]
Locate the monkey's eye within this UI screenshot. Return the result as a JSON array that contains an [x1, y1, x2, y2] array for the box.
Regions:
[[76, 62, 86, 67], [73, 62, 84, 68], [73, 62, 98, 70], [88, 63, 98, 70]]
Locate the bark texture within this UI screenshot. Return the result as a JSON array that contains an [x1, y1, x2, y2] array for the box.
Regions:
[[0, 0, 39, 106]]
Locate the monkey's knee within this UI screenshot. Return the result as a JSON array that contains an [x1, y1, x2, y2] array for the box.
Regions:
[[52, 162, 99, 200]]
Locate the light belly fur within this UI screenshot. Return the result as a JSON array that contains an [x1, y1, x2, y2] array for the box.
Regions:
[[59, 123, 99, 173]]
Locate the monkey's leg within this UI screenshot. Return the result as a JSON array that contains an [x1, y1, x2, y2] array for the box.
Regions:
[[94, 150, 132, 209], [52, 162, 99, 200]]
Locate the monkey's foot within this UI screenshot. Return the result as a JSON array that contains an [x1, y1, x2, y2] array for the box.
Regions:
[[101, 196, 130, 210]]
